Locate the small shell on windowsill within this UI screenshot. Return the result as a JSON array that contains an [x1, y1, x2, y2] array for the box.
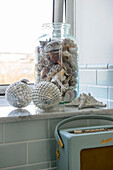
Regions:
[[63, 89, 76, 102], [65, 93, 106, 110], [78, 93, 106, 110]]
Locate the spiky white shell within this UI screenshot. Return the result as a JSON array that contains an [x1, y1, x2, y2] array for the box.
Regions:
[[65, 93, 106, 109], [32, 81, 61, 110], [5, 80, 32, 108]]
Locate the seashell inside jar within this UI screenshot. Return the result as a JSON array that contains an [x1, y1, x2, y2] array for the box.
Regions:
[[35, 23, 79, 103]]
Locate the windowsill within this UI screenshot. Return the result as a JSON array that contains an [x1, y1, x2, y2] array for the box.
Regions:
[[0, 97, 113, 123]]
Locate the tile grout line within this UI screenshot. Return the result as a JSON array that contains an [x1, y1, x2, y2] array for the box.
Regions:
[[51, 160, 56, 163], [107, 86, 109, 101], [4, 161, 53, 169], [0, 138, 56, 145], [96, 69, 97, 85], [50, 160, 57, 168], [26, 141, 28, 165], [87, 120, 89, 127], [107, 86, 110, 109], [48, 161, 52, 168], [3, 123, 5, 143], [48, 119, 50, 138], [47, 162, 52, 169], [3, 164, 27, 169]]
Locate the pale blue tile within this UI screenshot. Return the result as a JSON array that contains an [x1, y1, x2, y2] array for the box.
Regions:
[[0, 143, 26, 168], [51, 161, 57, 168], [87, 85, 108, 99], [0, 124, 3, 143], [61, 119, 88, 129], [49, 118, 88, 138], [79, 85, 87, 94], [108, 100, 113, 109], [6, 162, 50, 170], [28, 139, 56, 164], [88, 119, 113, 126], [87, 64, 107, 69], [5, 120, 48, 143], [49, 118, 64, 138], [79, 69, 96, 85], [79, 64, 87, 69], [108, 87, 113, 100], [97, 70, 113, 86]]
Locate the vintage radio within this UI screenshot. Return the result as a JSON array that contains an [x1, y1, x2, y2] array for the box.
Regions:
[[55, 115, 113, 170]]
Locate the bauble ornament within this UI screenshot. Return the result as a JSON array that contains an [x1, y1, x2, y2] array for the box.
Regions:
[[5, 79, 32, 108]]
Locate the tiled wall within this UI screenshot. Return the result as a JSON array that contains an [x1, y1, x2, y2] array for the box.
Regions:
[[0, 117, 92, 170], [1, 117, 113, 170], [1, 116, 111, 170], [0, 119, 60, 169], [79, 64, 113, 109], [0, 117, 97, 170]]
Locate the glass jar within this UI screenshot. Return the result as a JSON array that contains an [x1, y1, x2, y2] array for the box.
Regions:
[[35, 23, 79, 103]]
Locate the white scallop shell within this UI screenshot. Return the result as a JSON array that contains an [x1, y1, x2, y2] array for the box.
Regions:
[[32, 81, 61, 110], [5, 80, 32, 108]]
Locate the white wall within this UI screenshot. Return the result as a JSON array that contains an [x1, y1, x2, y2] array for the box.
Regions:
[[76, 0, 113, 64]]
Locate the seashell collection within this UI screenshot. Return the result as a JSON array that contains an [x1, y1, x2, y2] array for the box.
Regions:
[[5, 79, 32, 108], [32, 81, 61, 110], [65, 93, 106, 110], [5, 78, 106, 111], [35, 37, 79, 102]]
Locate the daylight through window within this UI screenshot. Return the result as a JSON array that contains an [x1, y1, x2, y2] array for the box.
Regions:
[[0, 0, 52, 85]]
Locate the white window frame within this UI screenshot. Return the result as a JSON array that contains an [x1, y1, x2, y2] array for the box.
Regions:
[[0, 0, 75, 95], [0, 85, 8, 95], [53, 0, 76, 37]]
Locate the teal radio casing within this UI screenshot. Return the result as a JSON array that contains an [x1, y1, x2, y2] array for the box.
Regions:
[[55, 115, 113, 170]]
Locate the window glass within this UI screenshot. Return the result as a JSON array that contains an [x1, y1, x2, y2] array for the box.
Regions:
[[0, 0, 52, 85]]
